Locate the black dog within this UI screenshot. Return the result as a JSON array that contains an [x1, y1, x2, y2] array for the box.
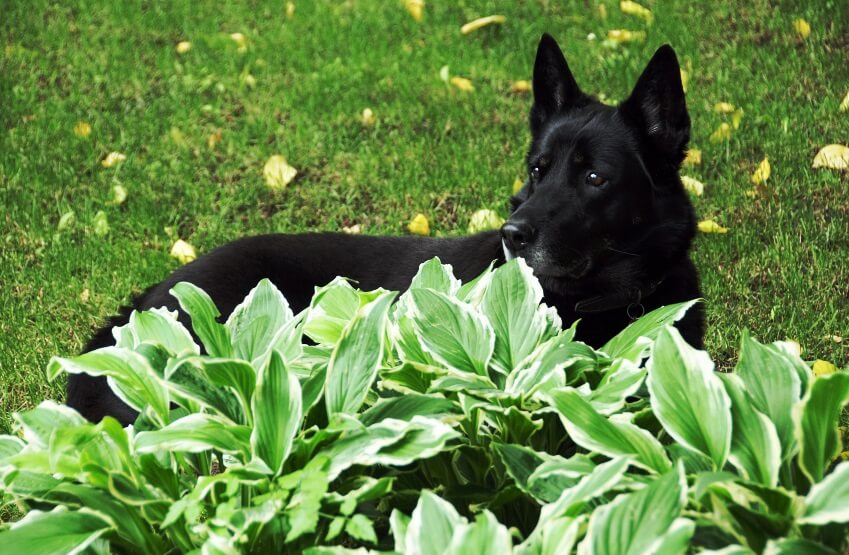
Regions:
[[68, 34, 703, 424]]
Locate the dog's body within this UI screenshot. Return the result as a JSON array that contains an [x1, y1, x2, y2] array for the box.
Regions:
[[69, 35, 704, 424]]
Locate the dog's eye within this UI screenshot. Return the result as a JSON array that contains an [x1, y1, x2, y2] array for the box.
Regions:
[[530, 166, 541, 181], [586, 171, 607, 187]]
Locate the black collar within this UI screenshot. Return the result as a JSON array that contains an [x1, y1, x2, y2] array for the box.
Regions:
[[573, 276, 665, 320]]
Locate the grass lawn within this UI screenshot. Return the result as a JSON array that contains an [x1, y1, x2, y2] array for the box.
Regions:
[[1, 0, 847, 432]]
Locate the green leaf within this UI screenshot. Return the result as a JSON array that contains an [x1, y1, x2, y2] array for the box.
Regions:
[[601, 300, 699, 362], [582, 462, 690, 555], [506, 329, 595, 396], [408, 257, 461, 294], [447, 510, 512, 554], [480, 258, 560, 374], [0, 507, 113, 555], [225, 278, 294, 365], [719, 373, 781, 487], [285, 458, 329, 542], [800, 460, 849, 525], [194, 357, 257, 418], [587, 358, 646, 415], [549, 388, 670, 473], [47, 347, 170, 423], [390, 509, 411, 553], [404, 490, 465, 555], [763, 538, 839, 555], [735, 331, 802, 459], [409, 288, 494, 376], [251, 350, 302, 475], [325, 291, 396, 416], [794, 372, 849, 483], [647, 326, 731, 469], [359, 394, 458, 426], [116, 307, 199, 356], [303, 277, 360, 344], [0, 434, 25, 460], [539, 456, 631, 520], [344, 514, 377, 544], [12, 400, 86, 448], [170, 281, 233, 357], [165, 358, 244, 422], [135, 413, 251, 458]]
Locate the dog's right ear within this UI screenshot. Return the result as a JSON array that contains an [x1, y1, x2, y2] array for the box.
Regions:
[[530, 33, 586, 134]]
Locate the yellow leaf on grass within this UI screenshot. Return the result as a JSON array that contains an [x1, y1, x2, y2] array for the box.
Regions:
[[679, 68, 688, 93], [598, 4, 608, 19], [793, 18, 811, 39], [73, 121, 91, 138], [170, 239, 197, 264], [751, 157, 771, 185], [840, 90, 849, 112], [207, 129, 222, 149], [342, 224, 362, 234], [461, 15, 506, 35], [812, 144, 849, 169], [698, 219, 728, 234], [450, 76, 474, 92], [241, 73, 257, 88], [408, 213, 430, 236], [683, 149, 702, 166], [80, 288, 90, 303], [361, 107, 376, 126], [230, 32, 248, 53], [403, 0, 424, 22], [263, 155, 298, 190], [813, 359, 837, 376], [620, 1, 653, 24], [92, 211, 109, 237], [709, 123, 731, 143], [680, 176, 704, 196], [714, 102, 735, 113], [101, 152, 126, 168], [468, 209, 504, 233], [286, 2, 295, 17], [175, 41, 192, 54], [512, 178, 524, 194], [110, 184, 127, 205], [607, 29, 646, 43], [510, 80, 531, 93], [732, 108, 744, 129]]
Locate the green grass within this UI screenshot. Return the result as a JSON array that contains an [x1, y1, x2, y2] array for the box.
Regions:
[[1, 0, 847, 432]]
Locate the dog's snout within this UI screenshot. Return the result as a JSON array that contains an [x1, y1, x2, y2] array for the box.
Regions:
[[501, 221, 536, 251]]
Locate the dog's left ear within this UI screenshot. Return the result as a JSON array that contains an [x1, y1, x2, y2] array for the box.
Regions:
[[619, 45, 690, 164], [530, 34, 588, 134]]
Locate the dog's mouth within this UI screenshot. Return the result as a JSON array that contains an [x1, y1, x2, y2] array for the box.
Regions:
[[502, 240, 593, 281]]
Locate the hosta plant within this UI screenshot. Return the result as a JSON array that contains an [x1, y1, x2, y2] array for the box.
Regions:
[[1, 258, 848, 554]]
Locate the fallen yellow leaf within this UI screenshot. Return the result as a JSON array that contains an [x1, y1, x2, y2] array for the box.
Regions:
[[607, 29, 646, 43], [751, 156, 770, 185], [170, 239, 197, 264], [793, 18, 811, 39], [92, 210, 109, 237], [342, 224, 362, 234], [241, 73, 257, 88], [512, 178, 524, 195], [80, 288, 90, 303], [408, 213, 430, 236], [450, 76, 474, 92], [683, 149, 702, 166], [510, 80, 531, 93], [732, 108, 744, 129], [812, 144, 849, 169], [713, 102, 735, 113], [698, 219, 728, 234], [110, 184, 127, 205], [175, 41, 192, 54], [840, 90, 849, 112], [286, 2, 295, 17], [598, 3, 608, 19], [461, 15, 506, 35], [361, 107, 376, 126], [73, 121, 91, 138], [403, 0, 424, 22], [101, 152, 126, 168], [169, 126, 187, 147], [812, 359, 837, 376], [680, 176, 704, 196], [230, 32, 248, 53], [207, 129, 222, 149], [679, 68, 688, 93], [263, 155, 298, 190], [709, 122, 731, 143], [468, 209, 505, 234], [439, 65, 450, 83], [620, 1, 653, 24]]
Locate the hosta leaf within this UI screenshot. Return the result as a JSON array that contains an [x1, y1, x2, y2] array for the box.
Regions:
[[0, 434, 25, 460], [800, 460, 849, 525], [601, 300, 699, 362], [763, 538, 839, 555], [135, 413, 251, 457], [408, 257, 461, 295], [793, 372, 849, 483], [0, 507, 113, 555], [251, 350, 302, 475], [225, 278, 294, 365], [359, 394, 459, 425], [506, 326, 594, 396], [581, 462, 690, 555], [446, 510, 512, 554], [304, 277, 361, 344], [735, 331, 802, 459], [192, 358, 257, 419], [550, 389, 670, 473], [47, 347, 169, 423], [170, 282, 232, 357], [586, 358, 646, 415], [390, 510, 411, 553], [165, 358, 243, 422], [405, 490, 465, 555], [539, 457, 630, 521], [719, 373, 781, 487], [12, 400, 86, 448], [481, 258, 560, 375], [115, 307, 199, 356], [409, 288, 494, 376], [647, 326, 731, 469], [325, 291, 396, 416]]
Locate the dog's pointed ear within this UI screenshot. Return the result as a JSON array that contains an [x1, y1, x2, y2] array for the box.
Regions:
[[530, 34, 585, 133], [619, 45, 690, 164]]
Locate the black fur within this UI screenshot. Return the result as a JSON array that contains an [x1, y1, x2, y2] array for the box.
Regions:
[[69, 34, 704, 424]]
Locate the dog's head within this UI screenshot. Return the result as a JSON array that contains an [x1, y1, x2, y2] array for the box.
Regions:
[[503, 34, 695, 297]]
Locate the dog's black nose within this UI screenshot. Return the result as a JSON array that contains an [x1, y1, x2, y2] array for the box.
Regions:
[[501, 221, 535, 251]]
